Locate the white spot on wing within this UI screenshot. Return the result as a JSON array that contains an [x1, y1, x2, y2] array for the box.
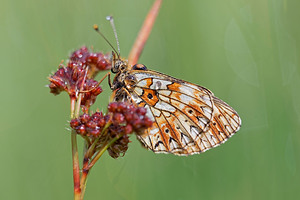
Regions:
[[131, 94, 142, 104], [162, 111, 171, 117], [136, 79, 148, 87], [205, 132, 216, 146], [169, 139, 180, 150], [201, 138, 211, 148], [144, 105, 155, 121], [156, 142, 167, 151], [190, 126, 200, 140], [134, 72, 162, 81], [149, 128, 159, 135], [179, 94, 193, 103], [151, 107, 161, 117], [198, 116, 209, 125], [181, 133, 193, 146], [159, 90, 171, 96], [179, 85, 195, 96], [177, 101, 185, 110], [197, 118, 206, 129], [150, 79, 171, 90], [198, 140, 206, 151], [134, 87, 143, 95], [201, 95, 212, 107], [155, 100, 176, 112], [159, 94, 170, 103], [143, 136, 152, 147], [202, 106, 212, 118]]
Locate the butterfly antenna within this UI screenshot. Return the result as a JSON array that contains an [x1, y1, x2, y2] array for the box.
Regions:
[[106, 16, 121, 57], [93, 24, 119, 57]]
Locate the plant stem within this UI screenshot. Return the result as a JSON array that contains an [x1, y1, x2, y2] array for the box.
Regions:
[[80, 170, 89, 200], [71, 130, 81, 200], [79, 135, 120, 199], [128, 0, 162, 66], [70, 97, 81, 200], [79, 123, 112, 199], [87, 135, 121, 170], [72, 67, 90, 200]]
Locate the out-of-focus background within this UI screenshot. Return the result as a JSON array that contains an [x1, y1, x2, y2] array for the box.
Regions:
[[1, 0, 299, 199]]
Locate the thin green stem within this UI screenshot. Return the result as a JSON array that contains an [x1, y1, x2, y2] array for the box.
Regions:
[[70, 98, 76, 119], [84, 122, 112, 160], [87, 135, 122, 170], [80, 122, 112, 199], [71, 68, 90, 200], [80, 135, 121, 199]]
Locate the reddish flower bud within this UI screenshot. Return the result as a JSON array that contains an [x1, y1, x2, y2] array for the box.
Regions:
[[108, 102, 118, 112], [97, 118, 106, 127], [90, 129, 100, 136], [77, 125, 86, 135], [70, 119, 81, 129], [86, 121, 97, 129], [113, 113, 125, 124], [137, 107, 147, 115], [124, 124, 133, 134], [49, 46, 110, 107], [80, 114, 90, 124]]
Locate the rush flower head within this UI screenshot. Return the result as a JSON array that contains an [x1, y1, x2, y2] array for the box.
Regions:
[[70, 46, 111, 78], [48, 46, 111, 107], [107, 102, 153, 133], [48, 64, 102, 107], [70, 102, 153, 158]]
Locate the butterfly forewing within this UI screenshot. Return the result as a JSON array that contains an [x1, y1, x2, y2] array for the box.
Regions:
[[112, 68, 241, 156]]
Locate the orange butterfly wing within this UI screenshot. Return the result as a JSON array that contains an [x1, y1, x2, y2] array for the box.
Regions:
[[113, 70, 241, 155]]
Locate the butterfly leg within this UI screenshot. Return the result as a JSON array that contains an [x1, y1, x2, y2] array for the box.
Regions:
[[108, 72, 113, 89], [79, 71, 111, 93]]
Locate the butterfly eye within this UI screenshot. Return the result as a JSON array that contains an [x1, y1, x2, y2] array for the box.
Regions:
[[132, 64, 147, 70], [111, 63, 120, 73], [120, 65, 126, 71], [112, 60, 126, 73]]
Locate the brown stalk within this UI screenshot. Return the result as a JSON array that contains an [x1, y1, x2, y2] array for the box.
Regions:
[[128, 0, 162, 66]]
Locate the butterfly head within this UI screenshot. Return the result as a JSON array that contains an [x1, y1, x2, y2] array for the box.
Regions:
[[111, 51, 128, 74]]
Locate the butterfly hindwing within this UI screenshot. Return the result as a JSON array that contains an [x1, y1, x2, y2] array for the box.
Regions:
[[112, 68, 241, 155]]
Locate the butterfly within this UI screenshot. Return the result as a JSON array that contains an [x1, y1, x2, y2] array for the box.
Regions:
[[109, 53, 241, 156]]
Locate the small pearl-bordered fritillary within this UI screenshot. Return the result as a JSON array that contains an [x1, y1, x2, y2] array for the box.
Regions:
[[110, 53, 241, 156]]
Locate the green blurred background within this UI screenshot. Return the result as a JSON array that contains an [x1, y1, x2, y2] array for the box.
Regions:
[[1, 0, 299, 199]]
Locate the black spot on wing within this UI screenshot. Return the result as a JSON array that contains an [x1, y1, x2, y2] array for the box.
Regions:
[[154, 141, 164, 149]]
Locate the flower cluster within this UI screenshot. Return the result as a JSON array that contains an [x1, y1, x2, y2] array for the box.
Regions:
[[70, 112, 106, 137], [49, 47, 154, 159], [107, 102, 153, 133], [70, 102, 153, 158], [69, 46, 111, 78], [48, 46, 111, 107]]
